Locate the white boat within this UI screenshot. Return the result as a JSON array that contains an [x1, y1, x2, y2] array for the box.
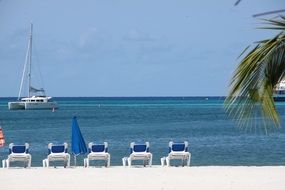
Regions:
[[273, 80, 285, 101], [8, 24, 58, 110]]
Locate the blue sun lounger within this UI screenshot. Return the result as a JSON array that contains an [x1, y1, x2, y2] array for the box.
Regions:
[[42, 143, 70, 168], [161, 141, 191, 167], [2, 143, 32, 168], [122, 142, 152, 167], [84, 142, 110, 167]]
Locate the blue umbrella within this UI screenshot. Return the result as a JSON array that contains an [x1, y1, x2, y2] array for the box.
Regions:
[[71, 116, 87, 166]]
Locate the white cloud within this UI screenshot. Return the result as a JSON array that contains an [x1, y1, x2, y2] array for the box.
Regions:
[[79, 27, 97, 48], [124, 29, 155, 42]]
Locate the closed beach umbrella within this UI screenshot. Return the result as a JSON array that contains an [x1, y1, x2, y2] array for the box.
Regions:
[[0, 127, 5, 147], [71, 116, 87, 166]]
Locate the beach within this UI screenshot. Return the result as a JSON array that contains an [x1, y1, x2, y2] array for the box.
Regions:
[[1, 166, 285, 190]]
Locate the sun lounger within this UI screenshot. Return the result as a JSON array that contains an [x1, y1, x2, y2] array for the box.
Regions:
[[2, 143, 32, 168], [161, 141, 191, 167], [84, 142, 110, 167], [122, 142, 152, 167], [42, 143, 70, 168]]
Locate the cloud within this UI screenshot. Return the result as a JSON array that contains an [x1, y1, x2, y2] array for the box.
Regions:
[[79, 27, 97, 48], [124, 29, 155, 42]]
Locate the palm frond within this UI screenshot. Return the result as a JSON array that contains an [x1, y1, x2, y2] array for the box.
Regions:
[[225, 17, 285, 132], [253, 9, 285, 18], [259, 18, 285, 30]]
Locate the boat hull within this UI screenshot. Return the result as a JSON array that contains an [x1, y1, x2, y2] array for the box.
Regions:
[[8, 102, 25, 110], [274, 96, 285, 101], [8, 102, 58, 110]]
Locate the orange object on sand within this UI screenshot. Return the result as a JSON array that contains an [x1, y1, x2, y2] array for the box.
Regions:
[[0, 127, 5, 147]]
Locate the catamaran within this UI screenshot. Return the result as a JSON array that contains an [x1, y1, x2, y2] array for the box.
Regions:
[[8, 24, 58, 110]]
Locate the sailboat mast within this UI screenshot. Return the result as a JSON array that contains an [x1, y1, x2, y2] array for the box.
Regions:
[[28, 23, 33, 97], [18, 23, 33, 100]]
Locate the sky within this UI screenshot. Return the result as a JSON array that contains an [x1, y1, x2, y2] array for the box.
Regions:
[[0, 0, 284, 97]]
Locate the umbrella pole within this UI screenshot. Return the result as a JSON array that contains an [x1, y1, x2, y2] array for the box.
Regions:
[[74, 155, 77, 167]]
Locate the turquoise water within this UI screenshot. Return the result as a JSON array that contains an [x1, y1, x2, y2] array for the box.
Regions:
[[1, 97, 285, 166]]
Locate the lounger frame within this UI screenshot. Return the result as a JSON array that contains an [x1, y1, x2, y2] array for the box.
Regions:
[[122, 142, 152, 167], [84, 142, 110, 167], [2, 143, 32, 168], [42, 142, 70, 168], [161, 141, 191, 167]]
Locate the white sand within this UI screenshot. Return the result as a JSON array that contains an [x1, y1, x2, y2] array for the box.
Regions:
[[0, 166, 285, 190]]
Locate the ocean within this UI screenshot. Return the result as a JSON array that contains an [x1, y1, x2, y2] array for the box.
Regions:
[[1, 97, 285, 167]]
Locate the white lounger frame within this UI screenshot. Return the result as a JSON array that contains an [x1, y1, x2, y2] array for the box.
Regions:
[[161, 141, 191, 167], [122, 142, 152, 167], [42, 143, 70, 168], [84, 142, 110, 167], [2, 143, 32, 168]]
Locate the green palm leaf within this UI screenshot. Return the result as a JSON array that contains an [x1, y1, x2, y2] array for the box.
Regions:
[[225, 16, 285, 132]]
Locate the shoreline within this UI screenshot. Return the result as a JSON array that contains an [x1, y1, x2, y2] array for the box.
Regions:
[[1, 166, 285, 190]]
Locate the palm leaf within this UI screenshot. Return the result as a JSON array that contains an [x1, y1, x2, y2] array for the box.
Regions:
[[259, 18, 285, 30], [225, 16, 285, 132]]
